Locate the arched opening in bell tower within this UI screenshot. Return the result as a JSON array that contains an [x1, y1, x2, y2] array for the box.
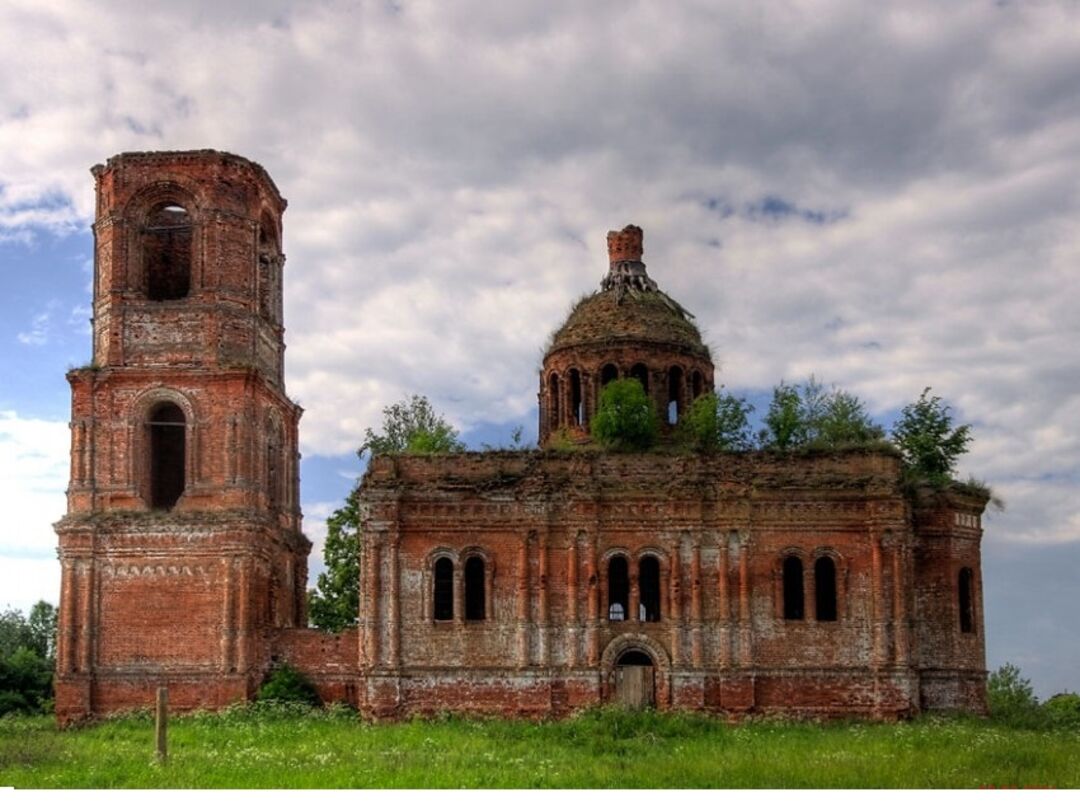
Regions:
[[148, 402, 186, 510], [144, 203, 192, 301]]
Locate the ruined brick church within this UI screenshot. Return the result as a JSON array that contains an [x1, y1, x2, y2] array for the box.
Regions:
[[55, 151, 989, 724]]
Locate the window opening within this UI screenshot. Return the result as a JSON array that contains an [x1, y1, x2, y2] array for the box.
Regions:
[[608, 556, 629, 621], [691, 370, 704, 400], [639, 555, 661, 622], [667, 366, 684, 425], [782, 555, 804, 620], [601, 364, 618, 387], [549, 373, 561, 431], [570, 369, 583, 426], [958, 567, 975, 634], [258, 215, 279, 321], [148, 402, 186, 510], [630, 363, 649, 394], [465, 556, 486, 621], [815, 556, 838, 621], [145, 203, 192, 301], [434, 558, 454, 620]]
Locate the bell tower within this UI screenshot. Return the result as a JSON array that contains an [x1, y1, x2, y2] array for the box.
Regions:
[[55, 151, 310, 724]]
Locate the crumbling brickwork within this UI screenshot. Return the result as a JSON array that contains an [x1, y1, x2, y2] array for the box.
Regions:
[[55, 151, 310, 725], [56, 156, 988, 724], [355, 450, 987, 719]]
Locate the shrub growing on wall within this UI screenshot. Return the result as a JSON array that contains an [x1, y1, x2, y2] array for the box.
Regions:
[[677, 390, 754, 451], [591, 379, 658, 451]]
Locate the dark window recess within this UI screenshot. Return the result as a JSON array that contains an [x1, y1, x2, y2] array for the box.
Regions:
[[145, 203, 192, 301], [258, 215, 278, 320], [958, 567, 975, 634], [783, 555, 804, 620], [465, 557, 485, 621], [570, 369, 583, 426], [601, 364, 618, 387], [691, 370, 704, 400], [434, 558, 454, 620], [149, 402, 186, 510], [630, 363, 649, 394], [639, 556, 661, 622], [608, 556, 629, 621], [815, 557, 838, 621], [549, 374, 560, 430], [667, 366, 683, 425]]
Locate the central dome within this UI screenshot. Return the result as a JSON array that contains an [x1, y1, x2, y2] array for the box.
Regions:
[[539, 225, 716, 446]]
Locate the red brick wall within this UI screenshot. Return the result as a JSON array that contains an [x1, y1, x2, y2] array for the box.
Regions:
[[355, 449, 988, 719]]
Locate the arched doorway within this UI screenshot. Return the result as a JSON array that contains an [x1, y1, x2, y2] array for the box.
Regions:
[[613, 648, 656, 709]]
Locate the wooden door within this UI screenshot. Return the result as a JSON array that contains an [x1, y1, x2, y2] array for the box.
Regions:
[[614, 665, 655, 709]]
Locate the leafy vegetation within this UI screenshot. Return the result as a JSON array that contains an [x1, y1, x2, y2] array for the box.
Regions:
[[309, 394, 464, 631], [308, 488, 360, 632], [987, 663, 1080, 730], [0, 602, 57, 716], [757, 377, 883, 451], [892, 387, 972, 487], [677, 389, 755, 451], [358, 394, 465, 459], [256, 664, 320, 707], [1, 706, 1077, 788], [590, 379, 659, 451]]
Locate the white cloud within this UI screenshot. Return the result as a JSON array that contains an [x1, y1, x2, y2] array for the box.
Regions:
[[0, 410, 68, 549], [0, 0, 1076, 695], [0, 1, 1076, 525]]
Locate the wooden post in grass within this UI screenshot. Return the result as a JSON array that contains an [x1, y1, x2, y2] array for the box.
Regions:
[[155, 686, 168, 764]]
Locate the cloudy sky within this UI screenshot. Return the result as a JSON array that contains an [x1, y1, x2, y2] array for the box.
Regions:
[[1, 0, 1077, 697]]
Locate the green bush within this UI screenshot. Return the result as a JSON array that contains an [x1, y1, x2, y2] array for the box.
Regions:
[[677, 390, 754, 452], [1042, 693, 1080, 729], [591, 379, 658, 451], [256, 663, 320, 706], [987, 663, 1041, 727]]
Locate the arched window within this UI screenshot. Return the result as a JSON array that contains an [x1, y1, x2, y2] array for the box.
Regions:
[[601, 364, 618, 387], [144, 202, 192, 301], [815, 557, 838, 621], [630, 363, 649, 395], [958, 567, 975, 634], [639, 555, 661, 622], [148, 402, 186, 510], [691, 370, 704, 400], [782, 555, 804, 620], [570, 369, 583, 426], [465, 556, 485, 621], [258, 214, 279, 321], [667, 366, 684, 425], [549, 373, 561, 431], [608, 556, 629, 621], [433, 557, 454, 621]]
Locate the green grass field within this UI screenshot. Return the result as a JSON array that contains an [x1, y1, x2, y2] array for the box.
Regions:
[[1, 704, 1077, 789]]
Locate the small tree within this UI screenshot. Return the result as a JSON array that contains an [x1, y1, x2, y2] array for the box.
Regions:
[[359, 394, 465, 459], [0, 603, 56, 715], [760, 378, 884, 451], [759, 382, 805, 450], [309, 395, 462, 631], [308, 488, 361, 632], [987, 662, 1040, 726], [892, 388, 972, 485], [813, 389, 884, 446], [591, 379, 658, 451], [679, 390, 754, 452]]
